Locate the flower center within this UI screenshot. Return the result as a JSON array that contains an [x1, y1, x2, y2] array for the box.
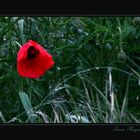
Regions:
[[27, 46, 39, 59]]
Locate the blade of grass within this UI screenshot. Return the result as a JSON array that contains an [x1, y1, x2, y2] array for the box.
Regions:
[[0, 111, 6, 123], [120, 76, 130, 122]]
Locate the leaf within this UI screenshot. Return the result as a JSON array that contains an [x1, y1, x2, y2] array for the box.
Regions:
[[18, 19, 24, 36], [0, 111, 6, 123], [17, 19, 26, 44], [19, 91, 37, 123], [65, 114, 90, 123]]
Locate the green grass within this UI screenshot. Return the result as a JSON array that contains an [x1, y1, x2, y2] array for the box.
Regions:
[[0, 16, 140, 123]]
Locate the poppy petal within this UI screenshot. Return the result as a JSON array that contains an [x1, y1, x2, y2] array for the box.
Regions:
[[17, 40, 54, 78]]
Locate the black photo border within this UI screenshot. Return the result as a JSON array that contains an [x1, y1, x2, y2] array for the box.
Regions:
[[1, 1, 140, 137]]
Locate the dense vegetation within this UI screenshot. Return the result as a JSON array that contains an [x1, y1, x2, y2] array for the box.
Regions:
[[0, 17, 140, 123]]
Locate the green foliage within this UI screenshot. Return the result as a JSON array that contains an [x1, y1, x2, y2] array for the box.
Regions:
[[0, 16, 140, 123]]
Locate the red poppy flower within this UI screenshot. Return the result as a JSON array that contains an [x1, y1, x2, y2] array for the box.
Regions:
[[17, 40, 54, 78]]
